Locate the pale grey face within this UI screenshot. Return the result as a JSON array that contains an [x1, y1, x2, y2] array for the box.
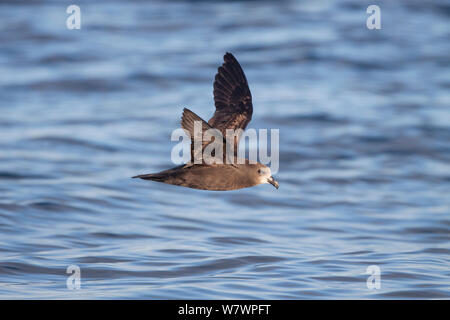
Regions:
[[257, 166, 279, 189]]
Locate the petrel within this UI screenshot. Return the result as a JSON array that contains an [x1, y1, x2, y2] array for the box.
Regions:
[[133, 53, 279, 191]]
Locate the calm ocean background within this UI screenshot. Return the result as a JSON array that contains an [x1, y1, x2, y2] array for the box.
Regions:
[[0, 0, 449, 299]]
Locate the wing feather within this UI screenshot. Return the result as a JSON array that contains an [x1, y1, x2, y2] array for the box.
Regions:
[[181, 108, 226, 164], [208, 53, 253, 137]]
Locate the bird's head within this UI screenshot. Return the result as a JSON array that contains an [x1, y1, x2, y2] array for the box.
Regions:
[[255, 164, 279, 189]]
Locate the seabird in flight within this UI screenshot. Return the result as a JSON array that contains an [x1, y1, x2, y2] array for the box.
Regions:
[[133, 52, 279, 191]]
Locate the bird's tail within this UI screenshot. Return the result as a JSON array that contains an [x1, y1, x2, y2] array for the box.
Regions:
[[132, 173, 165, 181], [132, 165, 184, 182]]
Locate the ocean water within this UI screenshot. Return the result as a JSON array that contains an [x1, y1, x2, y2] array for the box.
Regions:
[[0, 0, 449, 299]]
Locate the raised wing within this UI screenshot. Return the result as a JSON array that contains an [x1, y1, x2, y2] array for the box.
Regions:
[[181, 108, 225, 164], [209, 53, 253, 142]]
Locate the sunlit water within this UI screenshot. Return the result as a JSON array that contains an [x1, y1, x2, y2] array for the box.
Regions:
[[0, 0, 449, 299]]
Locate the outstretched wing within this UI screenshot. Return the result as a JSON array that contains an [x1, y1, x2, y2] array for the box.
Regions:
[[209, 53, 253, 143]]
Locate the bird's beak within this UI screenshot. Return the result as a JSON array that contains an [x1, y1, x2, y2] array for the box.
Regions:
[[268, 176, 279, 189]]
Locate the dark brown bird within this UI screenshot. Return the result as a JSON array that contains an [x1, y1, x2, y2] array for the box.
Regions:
[[133, 53, 279, 191]]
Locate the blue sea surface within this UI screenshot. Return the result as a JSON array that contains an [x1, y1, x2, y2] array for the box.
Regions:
[[0, 0, 449, 299]]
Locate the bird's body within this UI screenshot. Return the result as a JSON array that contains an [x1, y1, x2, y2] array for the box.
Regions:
[[133, 53, 279, 191], [133, 160, 276, 191]]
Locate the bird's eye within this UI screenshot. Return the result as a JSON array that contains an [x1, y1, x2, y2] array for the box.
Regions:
[[257, 169, 262, 174]]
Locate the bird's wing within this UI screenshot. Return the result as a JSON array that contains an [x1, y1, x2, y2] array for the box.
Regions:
[[208, 52, 253, 150], [181, 108, 225, 164]]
